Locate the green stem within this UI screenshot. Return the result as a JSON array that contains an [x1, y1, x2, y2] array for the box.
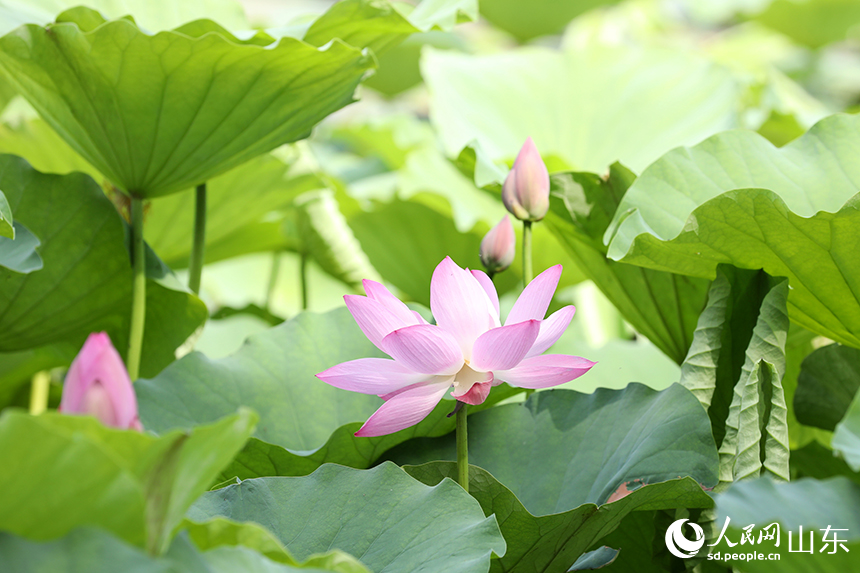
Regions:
[[486, 269, 495, 282], [127, 196, 146, 381], [187, 183, 207, 295], [456, 402, 468, 492], [265, 251, 281, 311], [522, 220, 533, 285], [29, 371, 50, 415], [300, 252, 309, 311]]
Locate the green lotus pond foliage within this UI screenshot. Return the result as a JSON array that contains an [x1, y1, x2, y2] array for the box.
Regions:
[[1, 0, 860, 571]]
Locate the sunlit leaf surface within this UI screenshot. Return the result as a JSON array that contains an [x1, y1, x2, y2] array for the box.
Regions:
[[190, 462, 505, 573], [606, 113, 860, 348], [0, 9, 373, 198]]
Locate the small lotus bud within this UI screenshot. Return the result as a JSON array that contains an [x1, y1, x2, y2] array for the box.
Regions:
[[58, 332, 143, 431], [502, 137, 550, 222], [480, 216, 515, 274]]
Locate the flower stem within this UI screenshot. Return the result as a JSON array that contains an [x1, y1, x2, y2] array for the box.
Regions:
[[265, 251, 281, 311], [300, 251, 309, 311], [29, 371, 50, 414], [127, 196, 146, 381], [522, 220, 533, 285], [456, 402, 469, 493], [187, 183, 207, 295], [486, 269, 495, 282]]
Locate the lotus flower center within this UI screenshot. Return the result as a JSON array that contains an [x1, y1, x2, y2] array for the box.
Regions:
[[452, 362, 492, 396], [82, 380, 118, 427]]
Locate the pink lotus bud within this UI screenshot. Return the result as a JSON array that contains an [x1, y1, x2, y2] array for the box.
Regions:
[[480, 216, 515, 274], [502, 137, 550, 222], [59, 332, 143, 431]]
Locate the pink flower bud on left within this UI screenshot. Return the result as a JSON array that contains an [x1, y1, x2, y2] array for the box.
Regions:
[[480, 216, 515, 274], [502, 137, 550, 222], [59, 332, 143, 431]]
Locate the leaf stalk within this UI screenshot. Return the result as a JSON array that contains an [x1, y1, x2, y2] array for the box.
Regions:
[[456, 402, 469, 493], [187, 183, 207, 295], [28, 371, 50, 415], [300, 251, 309, 311], [128, 196, 146, 380]]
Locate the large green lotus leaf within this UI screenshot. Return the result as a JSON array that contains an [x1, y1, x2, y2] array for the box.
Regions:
[[423, 45, 741, 174], [144, 154, 322, 268], [0, 409, 256, 554], [834, 387, 860, 472], [795, 344, 860, 431], [387, 384, 719, 514], [0, 155, 206, 376], [711, 477, 860, 571], [399, 383, 718, 572], [0, 528, 367, 573], [678, 266, 790, 485], [0, 10, 373, 198], [479, 0, 622, 42], [189, 462, 505, 573], [752, 0, 860, 49], [136, 308, 382, 450], [0, 0, 249, 36], [405, 462, 712, 573], [215, 383, 519, 481], [135, 306, 520, 479], [604, 114, 860, 348], [545, 165, 711, 364], [303, 0, 477, 56]]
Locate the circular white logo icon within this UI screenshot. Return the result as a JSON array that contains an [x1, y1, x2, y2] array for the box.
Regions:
[[665, 518, 705, 559]]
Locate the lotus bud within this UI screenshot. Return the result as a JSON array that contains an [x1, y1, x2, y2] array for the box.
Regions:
[[59, 332, 143, 431], [502, 137, 550, 222], [480, 215, 515, 274]]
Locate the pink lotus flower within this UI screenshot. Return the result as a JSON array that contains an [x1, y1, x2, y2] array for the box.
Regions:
[[59, 332, 143, 431], [317, 257, 594, 437], [502, 137, 550, 222], [480, 216, 516, 274]]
